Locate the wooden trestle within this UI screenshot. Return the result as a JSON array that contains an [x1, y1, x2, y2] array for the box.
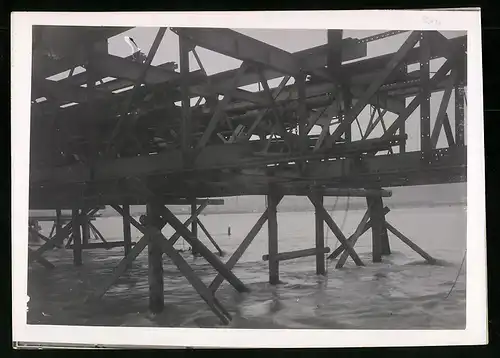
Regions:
[[28, 26, 464, 324]]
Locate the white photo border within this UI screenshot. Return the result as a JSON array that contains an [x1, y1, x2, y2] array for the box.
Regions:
[[11, 9, 486, 348]]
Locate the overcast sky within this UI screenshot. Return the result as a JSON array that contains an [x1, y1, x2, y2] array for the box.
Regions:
[[95, 28, 466, 151]]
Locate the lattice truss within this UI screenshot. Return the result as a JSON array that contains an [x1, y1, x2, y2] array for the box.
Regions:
[[29, 27, 467, 209]]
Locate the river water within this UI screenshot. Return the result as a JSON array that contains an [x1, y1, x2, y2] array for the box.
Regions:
[[27, 205, 466, 329]]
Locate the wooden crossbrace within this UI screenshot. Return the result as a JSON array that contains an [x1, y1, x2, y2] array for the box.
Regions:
[[90, 201, 235, 324], [308, 195, 365, 266], [154, 229, 232, 324], [28, 247, 55, 269], [209, 197, 281, 292], [385, 221, 436, 264], [196, 218, 224, 256], [155, 202, 249, 293]]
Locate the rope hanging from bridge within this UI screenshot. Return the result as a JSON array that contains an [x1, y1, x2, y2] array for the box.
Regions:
[[443, 249, 467, 300]]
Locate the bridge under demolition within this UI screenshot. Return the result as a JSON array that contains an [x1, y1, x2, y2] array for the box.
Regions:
[[28, 26, 467, 324]]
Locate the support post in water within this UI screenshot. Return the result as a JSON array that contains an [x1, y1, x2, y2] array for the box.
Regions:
[[146, 203, 164, 314], [267, 192, 280, 285], [122, 204, 132, 256], [191, 199, 199, 256], [72, 209, 82, 266], [313, 192, 326, 275], [366, 195, 391, 262], [81, 212, 91, 246]]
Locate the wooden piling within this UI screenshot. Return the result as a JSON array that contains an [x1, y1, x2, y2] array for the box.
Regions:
[[122, 204, 132, 256], [72, 209, 82, 266], [55, 208, 62, 241], [146, 203, 164, 314], [314, 193, 326, 275], [366, 195, 391, 262], [81, 214, 91, 246], [267, 193, 280, 285], [385, 221, 436, 264], [210, 194, 283, 292]]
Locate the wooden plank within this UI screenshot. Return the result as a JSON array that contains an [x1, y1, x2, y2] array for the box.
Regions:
[[308, 195, 365, 267], [168, 201, 209, 246], [87, 235, 150, 301], [262, 247, 330, 262], [155, 230, 231, 324], [88, 222, 108, 244], [385, 221, 437, 264], [157, 203, 249, 293], [197, 218, 224, 256], [330, 207, 390, 260], [335, 210, 372, 268], [267, 192, 280, 285]]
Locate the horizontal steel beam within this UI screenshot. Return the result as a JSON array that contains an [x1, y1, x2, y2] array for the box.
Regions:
[[29, 147, 465, 208], [172, 28, 302, 75], [30, 134, 406, 185]]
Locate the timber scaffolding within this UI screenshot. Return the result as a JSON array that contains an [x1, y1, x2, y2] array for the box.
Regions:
[[28, 26, 467, 324]]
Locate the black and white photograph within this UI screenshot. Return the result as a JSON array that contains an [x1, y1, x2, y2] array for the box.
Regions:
[[11, 10, 486, 348]]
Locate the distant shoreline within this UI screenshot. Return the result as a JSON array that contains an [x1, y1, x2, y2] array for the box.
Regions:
[[98, 201, 466, 218]]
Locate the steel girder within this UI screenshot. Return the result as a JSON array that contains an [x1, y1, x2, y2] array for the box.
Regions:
[[28, 27, 467, 210]]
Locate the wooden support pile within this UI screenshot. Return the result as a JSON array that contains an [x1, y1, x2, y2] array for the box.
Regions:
[[88, 199, 245, 325], [28, 207, 101, 269], [325, 191, 437, 267]]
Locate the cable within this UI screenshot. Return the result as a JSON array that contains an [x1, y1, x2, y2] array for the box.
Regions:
[[444, 249, 467, 300]]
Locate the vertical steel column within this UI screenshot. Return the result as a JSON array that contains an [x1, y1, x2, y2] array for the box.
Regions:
[[419, 31, 432, 158], [179, 36, 192, 153], [146, 203, 164, 314], [267, 193, 279, 285], [123, 204, 132, 256], [72, 209, 82, 266], [314, 193, 326, 275], [191, 199, 199, 256], [366, 196, 391, 262]]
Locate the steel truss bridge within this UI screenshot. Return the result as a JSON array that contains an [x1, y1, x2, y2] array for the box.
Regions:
[[29, 26, 466, 209]]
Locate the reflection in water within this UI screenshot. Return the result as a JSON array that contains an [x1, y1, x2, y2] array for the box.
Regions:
[[27, 206, 466, 329]]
